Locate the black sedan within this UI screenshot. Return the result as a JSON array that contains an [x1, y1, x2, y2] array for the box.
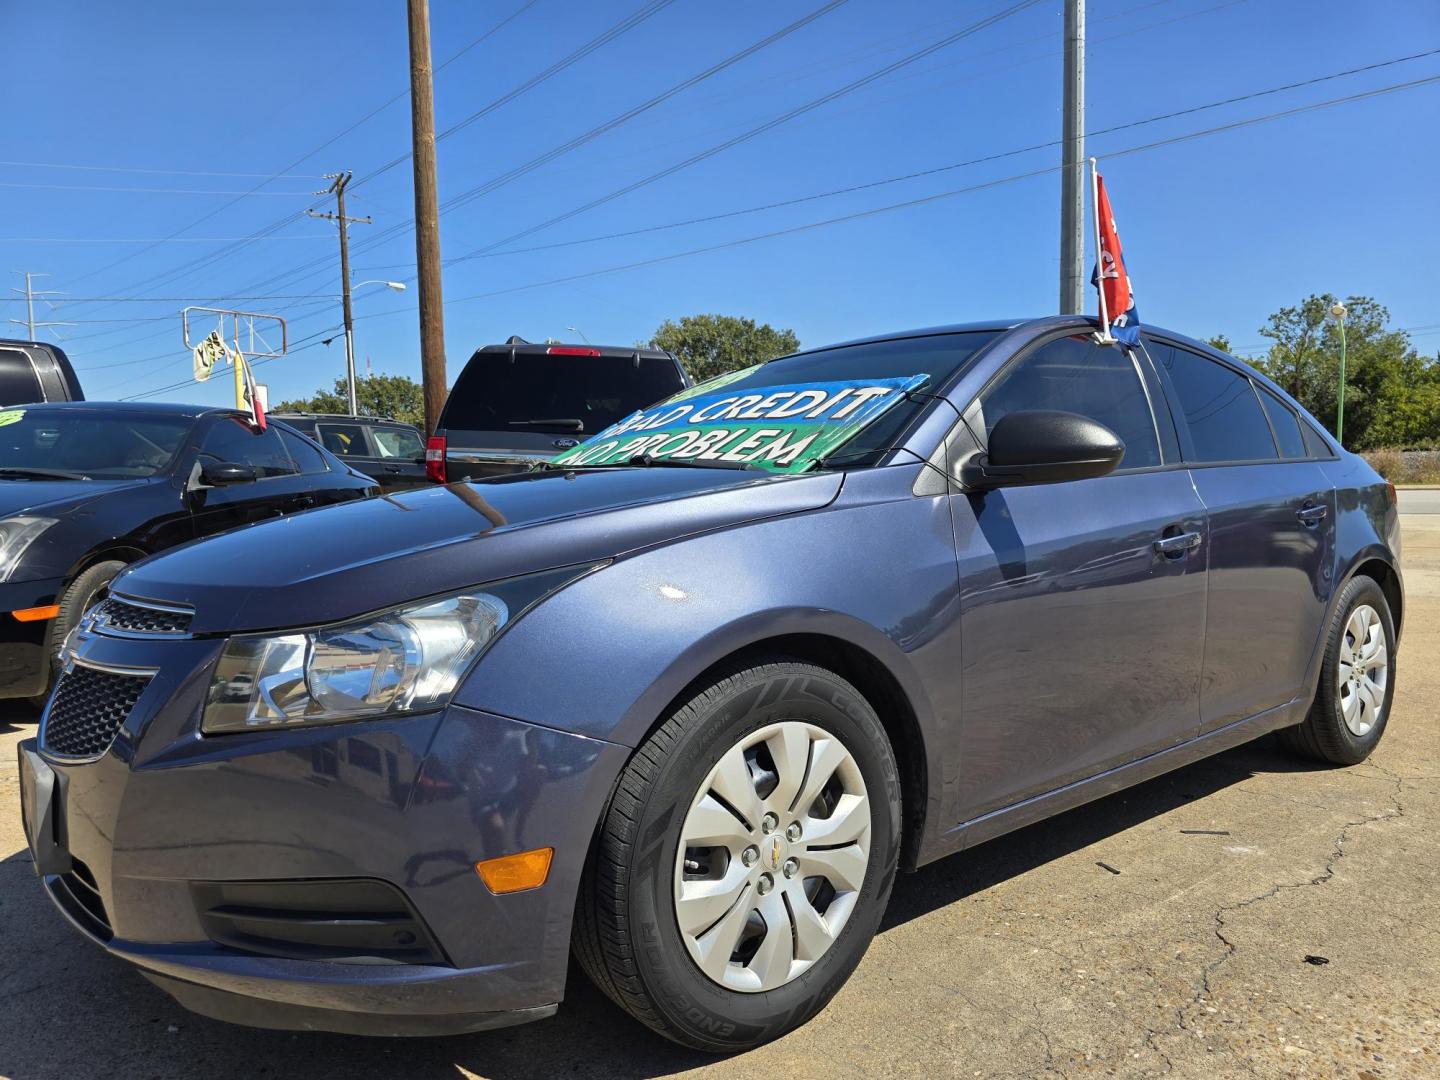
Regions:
[[0, 402, 376, 702]]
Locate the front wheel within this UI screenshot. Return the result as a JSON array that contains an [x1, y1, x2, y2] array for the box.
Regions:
[[1279, 574, 1396, 765], [574, 659, 901, 1052]]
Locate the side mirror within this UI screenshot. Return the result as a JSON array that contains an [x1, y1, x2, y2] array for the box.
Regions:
[[962, 410, 1125, 490], [199, 461, 260, 487]]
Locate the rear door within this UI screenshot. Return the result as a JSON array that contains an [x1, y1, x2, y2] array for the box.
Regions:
[[1145, 338, 1335, 732], [365, 424, 428, 490], [950, 333, 1209, 822]]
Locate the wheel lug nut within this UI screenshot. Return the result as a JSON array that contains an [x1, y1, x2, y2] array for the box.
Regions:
[[783, 858, 799, 879], [761, 812, 779, 833], [756, 873, 774, 896], [741, 845, 759, 867], [786, 822, 802, 841]]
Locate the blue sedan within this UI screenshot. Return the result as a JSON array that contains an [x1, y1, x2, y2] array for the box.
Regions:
[[18, 316, 1401, 1051]]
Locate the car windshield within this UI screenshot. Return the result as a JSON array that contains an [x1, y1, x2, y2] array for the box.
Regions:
[[551, 331, 1000, 474], [445, 351, 686, 435], [0, 407, 193, 479]]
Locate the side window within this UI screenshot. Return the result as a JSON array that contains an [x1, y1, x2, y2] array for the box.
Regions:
[[1256, 387, 1306, 459], [1300, 418, 1334, 458], [977, 335, 1161, 469], [278, 428, 331, 475], [0, 350, 44, 406], [196, 416, 297, 477], [316, 422, 370, 457], [1155, 346, 1277, 463], [372, 426, 424, 459]]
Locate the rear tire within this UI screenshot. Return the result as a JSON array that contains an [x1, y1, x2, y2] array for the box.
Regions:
[[1279, 575, 1395, 765], [574, 659, 901, 1052]]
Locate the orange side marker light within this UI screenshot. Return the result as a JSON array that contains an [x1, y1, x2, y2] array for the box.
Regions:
[[475, 847, 554, 894], [12, 604, 60, 622]]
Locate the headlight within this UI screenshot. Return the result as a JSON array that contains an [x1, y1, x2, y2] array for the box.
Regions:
[[0, 516, 57, 582], [202, 564, 598, 734]]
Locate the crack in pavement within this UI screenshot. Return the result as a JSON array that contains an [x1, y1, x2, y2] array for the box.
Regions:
[[1188, 760, 1407, 1019]]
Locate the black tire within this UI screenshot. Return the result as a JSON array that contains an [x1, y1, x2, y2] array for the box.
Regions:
[[1279, 575, 1396, 765], [49, 559, 127, 664], [574, 659, 902, 1053]]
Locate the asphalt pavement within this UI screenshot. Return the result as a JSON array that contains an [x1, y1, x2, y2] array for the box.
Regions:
[[1397, 487, 1440, 515], [1, 519, 1437, 1079]]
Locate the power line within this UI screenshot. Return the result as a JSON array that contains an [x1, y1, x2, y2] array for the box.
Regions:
[[448, 0, 1047, 261], [111, 67, 1440, 399], [0, 159, 324, 179], [1, 235, 334, 244], [0, 182, 320, 195]]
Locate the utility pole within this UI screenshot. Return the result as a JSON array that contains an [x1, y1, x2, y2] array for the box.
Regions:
[[307, 173, 371, 416], [9, 272, 73, 339], [1059, 0, 1086, 315], [408, 0, 448, 436]]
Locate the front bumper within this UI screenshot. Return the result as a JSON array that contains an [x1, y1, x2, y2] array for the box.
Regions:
[[0, 575, 63, 698], [19, 630, 629, 1035]]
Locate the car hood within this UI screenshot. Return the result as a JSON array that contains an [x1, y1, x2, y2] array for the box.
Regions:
[[0, 477, 150, 518], [119, 467, 843, 633]]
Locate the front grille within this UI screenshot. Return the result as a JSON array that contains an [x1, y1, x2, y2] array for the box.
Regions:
[[91, 595, 193, 636], [40, 664, 150, 759]]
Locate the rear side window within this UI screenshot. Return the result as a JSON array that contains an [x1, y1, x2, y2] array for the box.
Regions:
[[1300, 419, 1333, 458], [0, 350, 44, 406], [444, 352, 685, 438], [1155, 345, 1276, 463], [316, 422, 370, 457], [977, 335, 1161, 469], [197, 416, 297, 477], [372, 426, 424, 458], [1256, 387, 1306, 459], [278, 429, 331, 474]]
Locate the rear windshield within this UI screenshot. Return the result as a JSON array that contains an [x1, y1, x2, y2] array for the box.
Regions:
[[444, 351, 685, 437], [0, 407, 193, 478], [553, 331, 1000, 474]]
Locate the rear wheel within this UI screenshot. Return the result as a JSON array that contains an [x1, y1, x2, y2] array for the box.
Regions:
[[1279, 575, 1396, 765], [575, 659, 901, 1052]]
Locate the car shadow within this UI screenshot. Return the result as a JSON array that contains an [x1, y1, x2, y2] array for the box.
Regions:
[[0, 736, 1325, 1080], [0, 700, 42, 734]]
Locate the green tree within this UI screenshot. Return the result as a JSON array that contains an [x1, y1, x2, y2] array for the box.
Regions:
[[275, 374, 425, 428], [1251, 294, 1437, 450], [649, 314, 800, 383], [1205, 334, 1233, 353]]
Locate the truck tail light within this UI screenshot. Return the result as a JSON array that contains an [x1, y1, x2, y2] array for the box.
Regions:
[[425, 435, 447, 484]]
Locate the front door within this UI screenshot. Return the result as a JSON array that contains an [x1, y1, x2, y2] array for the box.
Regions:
[[1145, 338, 1335, 732], [950, 333, 1209, 824], [186, 415, 314, 538]]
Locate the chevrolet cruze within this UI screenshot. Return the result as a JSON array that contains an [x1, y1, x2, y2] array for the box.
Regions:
[[18, 316, 1401, 1052]]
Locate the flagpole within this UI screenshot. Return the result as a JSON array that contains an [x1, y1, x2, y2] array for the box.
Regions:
[[1089, 157, 1113, 343]]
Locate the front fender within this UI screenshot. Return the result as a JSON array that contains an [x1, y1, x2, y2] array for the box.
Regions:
[[455, 472, 966, 854]]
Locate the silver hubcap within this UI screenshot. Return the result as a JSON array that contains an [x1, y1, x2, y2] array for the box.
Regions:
[[1338, 603, 1388, 737], [672, 721, 871, 993]]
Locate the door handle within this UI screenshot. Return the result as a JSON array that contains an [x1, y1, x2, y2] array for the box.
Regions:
[[1153, 531, 1202, 557], [1295, 503, 1328, 526], [294, 495, 316, 509]]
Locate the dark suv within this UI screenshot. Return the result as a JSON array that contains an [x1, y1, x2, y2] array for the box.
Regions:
[[0, 339, 84, 406], [270, 413, 428, 493], [427, 337, 689, 482]]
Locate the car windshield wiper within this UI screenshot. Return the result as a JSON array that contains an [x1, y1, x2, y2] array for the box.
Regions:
[[0, 466, 92, 481], [624, 454, 761, 472], [508, 418, 585, 432]]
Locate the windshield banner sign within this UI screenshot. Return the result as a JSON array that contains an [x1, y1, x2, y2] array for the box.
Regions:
[[551, 375, 929, 474]]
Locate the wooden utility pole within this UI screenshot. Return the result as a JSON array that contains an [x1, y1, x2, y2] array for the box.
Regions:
[[408, 0, 447, 435], [1059, 0, 1085, 315], [307, 172, 371, 416]]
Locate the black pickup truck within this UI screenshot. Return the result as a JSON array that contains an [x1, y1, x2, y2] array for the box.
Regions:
[[426, 337, 690, 483], [0, 339, 84, 405]]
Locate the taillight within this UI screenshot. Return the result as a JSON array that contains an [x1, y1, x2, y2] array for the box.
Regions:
[[546, 346, 600, 357], [1385, 481, 1397, 506], [425, 435, 447, 484]]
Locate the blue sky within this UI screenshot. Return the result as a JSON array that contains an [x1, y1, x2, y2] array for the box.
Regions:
[[3, 0, 1437, 408]]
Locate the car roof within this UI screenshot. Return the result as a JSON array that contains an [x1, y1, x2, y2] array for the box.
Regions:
[[468, 339, 677, 360], [270, 411, 415, 426], [7, 399, 235, 419]]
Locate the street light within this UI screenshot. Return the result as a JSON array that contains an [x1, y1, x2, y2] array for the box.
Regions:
[[1329, 301, 1348, 447], [566, 326, 593, 345], [342, 281, 408, 415]]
